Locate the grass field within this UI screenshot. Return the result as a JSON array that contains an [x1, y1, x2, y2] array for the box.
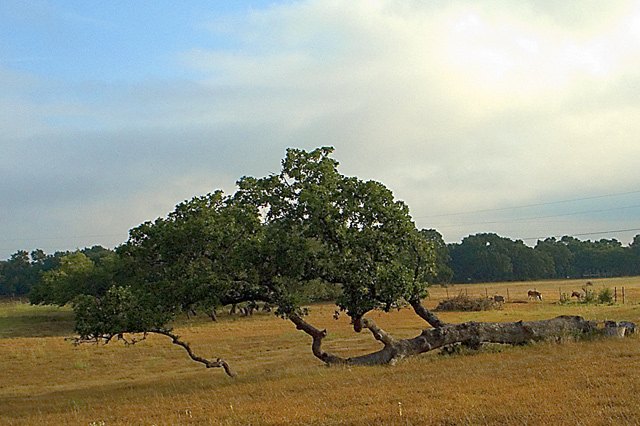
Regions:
[[2, 277, 640, 425]]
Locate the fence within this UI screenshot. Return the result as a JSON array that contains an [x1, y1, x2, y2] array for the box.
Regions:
[[434, 286, 629, 304]]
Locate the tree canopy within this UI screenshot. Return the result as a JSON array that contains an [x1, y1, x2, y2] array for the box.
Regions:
[[448, 233, 640, 283]]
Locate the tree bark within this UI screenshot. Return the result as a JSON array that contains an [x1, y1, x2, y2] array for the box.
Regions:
[[292, 310, 603, 367]]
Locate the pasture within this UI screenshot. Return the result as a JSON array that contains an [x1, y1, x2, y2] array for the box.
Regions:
[[2, 277, 640, 425]]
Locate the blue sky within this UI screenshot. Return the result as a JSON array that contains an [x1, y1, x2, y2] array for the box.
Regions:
[[0, 1, 269, 80], [2, 0, 640, 259]]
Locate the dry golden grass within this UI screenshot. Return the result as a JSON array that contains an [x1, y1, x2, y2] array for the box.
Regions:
[[3, 277, 640, 425]]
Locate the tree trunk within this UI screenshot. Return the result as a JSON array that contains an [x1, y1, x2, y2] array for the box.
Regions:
[[291, 308, 606, 367], [207, 309, 217, 322]]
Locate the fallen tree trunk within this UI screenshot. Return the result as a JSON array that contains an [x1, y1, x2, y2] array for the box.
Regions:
[[291, 310, 620, 367]]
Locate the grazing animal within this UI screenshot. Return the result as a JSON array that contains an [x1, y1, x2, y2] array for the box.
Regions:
[[527, 290, 542, 301], [571, 291, 583, 300], [493, 295, 505, 303], [333, 310, 340, 320]]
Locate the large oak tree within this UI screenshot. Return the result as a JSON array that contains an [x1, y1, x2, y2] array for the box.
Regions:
[[35, 147, 623, 376]]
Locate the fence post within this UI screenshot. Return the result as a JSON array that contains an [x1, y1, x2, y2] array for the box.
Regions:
[[486, 288, 488, 298], [507, 288, 510, 302], [446, 288, 449, 298], [623, 287, 626, 304], [615, 287, 617, 303]]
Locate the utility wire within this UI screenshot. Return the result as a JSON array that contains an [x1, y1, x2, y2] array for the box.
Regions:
[[416, 189, 640, 219], [434, 204, 640, 229], [521, 227, 640, 242]]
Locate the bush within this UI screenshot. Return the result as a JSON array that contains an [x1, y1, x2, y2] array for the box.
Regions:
[[598, 287, 614, 304], [583, 288, 597, 303], [559, 292, 571, 304], [435, 294, 501, 312]]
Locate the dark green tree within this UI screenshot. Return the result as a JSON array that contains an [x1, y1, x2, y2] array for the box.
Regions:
[[0, 250, 65, 296], [534, 237, 575, 279], [449, 233, 553, 283], [29, 251, 119, 306], [420, 229, 453, 284]]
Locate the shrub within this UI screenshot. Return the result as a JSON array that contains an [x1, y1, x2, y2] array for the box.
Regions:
[[435, 294, 501, 312], [598, 287, 614, 304], [559, 292, 571, 304], [583, 288, 597, 303]]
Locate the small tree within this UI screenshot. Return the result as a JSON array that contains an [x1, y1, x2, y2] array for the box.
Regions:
[[598, 287, 614, 304]]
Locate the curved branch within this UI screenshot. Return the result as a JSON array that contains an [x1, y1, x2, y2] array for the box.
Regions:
[[290, 313, 401, 365], [410, 298, 446, 328], [356, 317, 396, 347], [153, 330, 236, 377], [292, 314, 606, 367], [289, 314, 345, 364]]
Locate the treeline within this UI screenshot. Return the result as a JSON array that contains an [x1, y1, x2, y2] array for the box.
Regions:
[[448, 233, 640, 283], [3, 232, 640, 296], [0, 246, 113, 297]]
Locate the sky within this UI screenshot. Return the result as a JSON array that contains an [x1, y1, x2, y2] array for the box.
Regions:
[[2, 0, 640, 260]]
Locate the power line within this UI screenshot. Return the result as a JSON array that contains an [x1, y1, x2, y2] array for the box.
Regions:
[[416, 189, 640, 219], [521, 227, 640, 242], [434, 203, 640, 229]]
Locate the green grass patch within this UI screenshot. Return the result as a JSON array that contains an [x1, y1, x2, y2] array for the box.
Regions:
[[0, 302, 74, 338]]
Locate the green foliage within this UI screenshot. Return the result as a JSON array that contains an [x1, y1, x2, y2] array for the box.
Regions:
[[559, 292, 571, 304], [598, 287, 614, 304], [30, 251, 119, 306], [0, 250, 62, 296], [449, 233, 640, 283], [449, 233, 554, 283], [36, 147, 437, 339], [234, 147, 435, 320], [583, 288, 597, 303], [420, 229, 453, 284], [73, 286, 175, 340]]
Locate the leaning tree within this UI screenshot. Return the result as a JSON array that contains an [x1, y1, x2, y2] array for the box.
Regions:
[[36, 147, 630, 376]]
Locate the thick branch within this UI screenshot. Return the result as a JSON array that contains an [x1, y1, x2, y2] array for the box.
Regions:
[[356, 317, 396, 347], [410, 298, 446, 328], [289, 314, 345, 364], [295, 315, 609, 367], [153, 330, 236, 377]]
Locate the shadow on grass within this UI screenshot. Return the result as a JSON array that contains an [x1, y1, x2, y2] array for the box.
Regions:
[[0, 302, 74, 338]]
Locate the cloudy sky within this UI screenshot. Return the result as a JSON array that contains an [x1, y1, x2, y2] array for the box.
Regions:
[[2, 0, 640, 260]]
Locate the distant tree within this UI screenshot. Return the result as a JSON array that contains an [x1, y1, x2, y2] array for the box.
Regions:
[[509, 239, 554, 281], [449, 234, 513, 282], [30, 251, 119, 306], [449, 233, 553, 283], [0, 250, 62, 296], [420, 229, 453, 284], [534, 237, 575, 279]]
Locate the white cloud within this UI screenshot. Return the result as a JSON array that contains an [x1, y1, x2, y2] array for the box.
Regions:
[[3, 0, 640, 258]]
